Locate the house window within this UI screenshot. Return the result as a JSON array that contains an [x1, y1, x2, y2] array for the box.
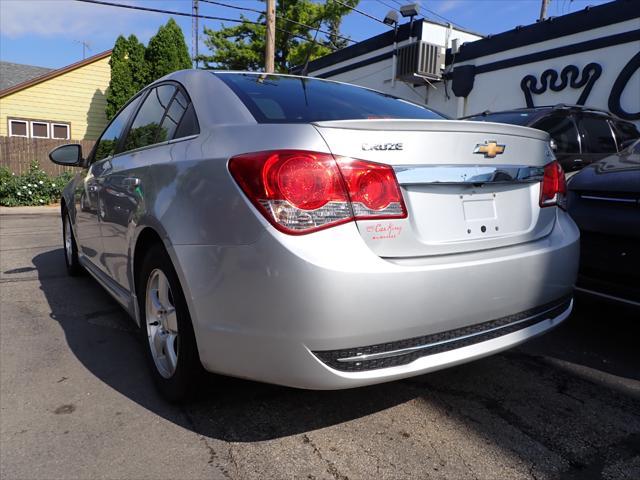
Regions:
[[51, 123, 70, 140], [7, 119, 71, 139], [8, 119, 28, 137], [30, 121, 49, 138]]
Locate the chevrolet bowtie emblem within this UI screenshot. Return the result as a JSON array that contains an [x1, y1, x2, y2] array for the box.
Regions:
[[474, 141, 506, 158]]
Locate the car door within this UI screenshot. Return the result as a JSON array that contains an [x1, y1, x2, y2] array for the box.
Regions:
[[531, 114, 582, 172], [74, 97, 141, 270], [97, 83, 192, 289], [576, 114, 618, 166]]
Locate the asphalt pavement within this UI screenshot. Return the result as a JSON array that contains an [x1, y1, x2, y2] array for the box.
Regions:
[[1, 209, 638, 480]]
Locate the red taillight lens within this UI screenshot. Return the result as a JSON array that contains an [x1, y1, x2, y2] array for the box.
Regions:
[[336, 158, 407, 219], [539, 160, 567, 209], [229, 150, 407, 234]]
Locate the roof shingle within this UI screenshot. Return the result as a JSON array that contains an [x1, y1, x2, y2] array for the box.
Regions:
[[0, 61, 53, 91]]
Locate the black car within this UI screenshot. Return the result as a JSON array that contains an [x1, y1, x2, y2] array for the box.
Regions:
[[566, 139, 640, 307], [463, 105, 640, 173]]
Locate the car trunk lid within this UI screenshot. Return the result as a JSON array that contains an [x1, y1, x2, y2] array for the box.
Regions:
[[313, 119, 557, 257]]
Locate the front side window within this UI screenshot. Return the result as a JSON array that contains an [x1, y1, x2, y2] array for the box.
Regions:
[[532, 116, 580, 154], [124, 85, 176, 151], [579, 116, 616, 153], [216, 73, 444, 123], [93, 96, 141, 162]]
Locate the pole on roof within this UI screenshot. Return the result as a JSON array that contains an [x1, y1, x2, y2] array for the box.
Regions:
[[539, 0, 550, 20], [265, 0, 276, 73], [192, 0, 199, 68]]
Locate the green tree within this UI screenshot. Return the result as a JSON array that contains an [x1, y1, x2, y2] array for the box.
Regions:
[[145, 18, 192, 82], [200, 0, 358, 73], [105, 34, 147, 119]]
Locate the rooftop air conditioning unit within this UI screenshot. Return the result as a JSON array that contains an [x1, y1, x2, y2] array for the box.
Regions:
[[395, 41, 445, 83]]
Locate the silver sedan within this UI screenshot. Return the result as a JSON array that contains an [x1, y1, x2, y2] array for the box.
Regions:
[[49, 71, 579, 402]]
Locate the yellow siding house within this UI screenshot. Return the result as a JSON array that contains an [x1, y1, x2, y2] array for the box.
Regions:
[[0, 50, 112, 141]]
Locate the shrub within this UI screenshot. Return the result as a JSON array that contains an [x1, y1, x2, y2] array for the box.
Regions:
[[0, 161, 75, 207]]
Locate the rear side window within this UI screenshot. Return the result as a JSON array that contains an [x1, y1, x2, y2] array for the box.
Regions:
[[124, 84, 177, 151], [174, 103, 199, 138], [216, 73, 444, 123], [612, 121, 640, 151], [532, 116, 580, 154], [579, 116, 616, 153]]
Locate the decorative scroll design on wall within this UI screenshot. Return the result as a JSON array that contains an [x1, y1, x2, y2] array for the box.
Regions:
[[520, 63, 602, 108], [608, 51, 640, 121]]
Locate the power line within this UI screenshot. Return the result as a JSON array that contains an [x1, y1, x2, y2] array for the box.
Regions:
[[201, 0, 357, 44], [330, 0, 392, 27], [200, 0, 262, 15], [374, 0, 401, 12], [388, 0, 467, 30], [76, 0, 253, 24], [74, 0, 337, 52]]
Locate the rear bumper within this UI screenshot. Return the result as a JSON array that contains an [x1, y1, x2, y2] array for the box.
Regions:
[[172, 210, 579, 389]]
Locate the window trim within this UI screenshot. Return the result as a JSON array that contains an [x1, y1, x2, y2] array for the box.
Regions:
[[51, 123, 71, 140], [577, 114, 618, 154], [8, 119, 29, 138], [116, 81, 199, 157], [532, 113, 582, 155], [30, 121, 50, 139]]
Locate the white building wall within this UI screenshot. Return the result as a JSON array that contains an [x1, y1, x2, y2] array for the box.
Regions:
[[316, 11, 639, 125]]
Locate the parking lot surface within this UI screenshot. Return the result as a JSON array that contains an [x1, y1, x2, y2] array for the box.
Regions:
[[1, 209, 639, 480]]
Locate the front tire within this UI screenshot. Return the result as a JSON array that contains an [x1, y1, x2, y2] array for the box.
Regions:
[[138, 243, 202, 403], [62, 209, 82, 276]]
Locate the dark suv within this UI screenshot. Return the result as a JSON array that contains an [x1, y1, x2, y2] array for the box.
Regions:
[[463, 105, 640, 172]]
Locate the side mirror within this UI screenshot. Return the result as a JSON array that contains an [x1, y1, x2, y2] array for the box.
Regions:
[[49, 144, 83, 166]]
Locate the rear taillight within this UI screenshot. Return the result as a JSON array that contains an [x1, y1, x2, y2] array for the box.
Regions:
[[336, 158, 407, 220], [229, 150, 406, 234], [539, 160, 567, 209]]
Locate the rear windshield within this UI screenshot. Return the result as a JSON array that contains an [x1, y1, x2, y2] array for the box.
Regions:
[[465, 111, 540, 126], [215, 73, 444, 123]]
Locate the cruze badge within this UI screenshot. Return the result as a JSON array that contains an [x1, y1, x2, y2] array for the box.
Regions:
[[474, 140, 505, 158], [362, 142, 403, 151]]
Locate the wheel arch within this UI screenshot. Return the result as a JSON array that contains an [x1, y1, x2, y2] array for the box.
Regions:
[[130, 224, 196, 332]]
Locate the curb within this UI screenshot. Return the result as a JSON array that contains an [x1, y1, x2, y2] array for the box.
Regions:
[[0, 205, 61, 215]]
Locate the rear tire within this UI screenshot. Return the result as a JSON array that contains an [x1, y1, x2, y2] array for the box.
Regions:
[[62, 209, 82, 276], [137, 243, 202, 403]]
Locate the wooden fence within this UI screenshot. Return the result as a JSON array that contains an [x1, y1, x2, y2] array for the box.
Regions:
[[0, 136, 95, 175]]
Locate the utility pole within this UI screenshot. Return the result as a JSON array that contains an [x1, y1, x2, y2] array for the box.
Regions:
[[539, 0, 550, 20], [192, 0, 199, 68], [265, 0, 276, 73]]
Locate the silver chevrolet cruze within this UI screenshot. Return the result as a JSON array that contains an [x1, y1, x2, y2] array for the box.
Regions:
[[49, 71, 579, 401]]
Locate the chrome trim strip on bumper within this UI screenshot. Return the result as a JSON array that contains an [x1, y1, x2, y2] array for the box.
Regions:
[[580, 195, 638, 204], [336, 302, 564, 364], [393, 164, 544, 186], [314, 296, 572, 372]]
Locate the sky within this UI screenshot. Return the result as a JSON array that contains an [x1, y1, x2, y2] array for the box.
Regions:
[[0, 0, 613, 69]]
